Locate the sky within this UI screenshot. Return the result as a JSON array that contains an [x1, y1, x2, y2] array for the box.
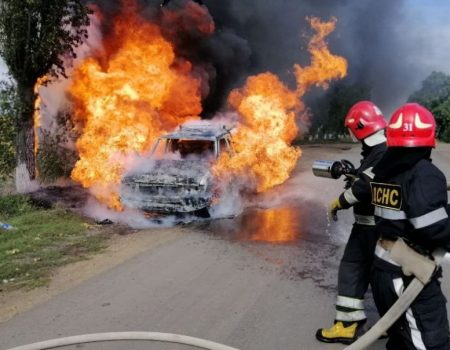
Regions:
[[200, 0, 450, 115], [411, 0, 450, 23], [379, 0, 450, 113], [404, 0, 450, 74]]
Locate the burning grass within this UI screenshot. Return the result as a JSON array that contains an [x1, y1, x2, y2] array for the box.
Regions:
[[0, 195, 109, 291]]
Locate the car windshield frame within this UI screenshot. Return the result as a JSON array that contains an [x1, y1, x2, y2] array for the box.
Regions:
[[150, 137, 219, 159]]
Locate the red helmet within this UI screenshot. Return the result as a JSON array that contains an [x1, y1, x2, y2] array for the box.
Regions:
[[345, 101, 387, 141], [387, 103, 436, 147]]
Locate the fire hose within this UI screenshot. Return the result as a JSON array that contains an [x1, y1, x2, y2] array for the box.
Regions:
[[312, 161, 450, 349], [4, 332, 240, 350], [3, 257, 448, 350], [343, 243, 447, 350], [5, 176, 450, 350]]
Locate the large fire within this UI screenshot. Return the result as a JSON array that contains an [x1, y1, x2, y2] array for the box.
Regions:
[[215, 73, 301, 192], [68, 1, 203, 209], [66, 0, 347, 209], [214, 17, 347, 192]]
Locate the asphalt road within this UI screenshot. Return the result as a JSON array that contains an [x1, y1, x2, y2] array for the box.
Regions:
[[2, 143, 450, 350]]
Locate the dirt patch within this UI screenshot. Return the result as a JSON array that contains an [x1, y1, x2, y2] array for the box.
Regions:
[[29, 185, 88, 210]]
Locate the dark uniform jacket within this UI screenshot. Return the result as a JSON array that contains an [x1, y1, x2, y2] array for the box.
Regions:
[[339, 143, 386, 224], [370, 158, 450, 253]]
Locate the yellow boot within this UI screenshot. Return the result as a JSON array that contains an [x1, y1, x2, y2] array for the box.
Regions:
[[315, 321, 360, 344]]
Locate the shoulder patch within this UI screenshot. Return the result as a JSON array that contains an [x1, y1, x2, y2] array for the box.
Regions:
[[370, 182, 402, 210]]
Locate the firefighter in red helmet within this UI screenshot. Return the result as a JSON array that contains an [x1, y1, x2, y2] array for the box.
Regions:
[[367, 103, 450, 349], [345, 101, 387, 142], [316, 101, 387, 344]]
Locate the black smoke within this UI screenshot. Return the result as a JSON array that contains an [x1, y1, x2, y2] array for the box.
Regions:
[[88, 0, 252, 115], [203, 0, 410, 114], [203, 0, 450, 115], [89, 0, 447, 118]]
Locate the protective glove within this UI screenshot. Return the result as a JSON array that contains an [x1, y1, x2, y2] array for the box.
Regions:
[[329, 198, 342, 221]]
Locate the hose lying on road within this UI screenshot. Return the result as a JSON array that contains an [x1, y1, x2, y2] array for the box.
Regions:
[[4, 332, 241, 350]]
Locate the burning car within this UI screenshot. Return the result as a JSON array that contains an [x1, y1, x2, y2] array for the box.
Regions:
[[120, 122, 234, 216]]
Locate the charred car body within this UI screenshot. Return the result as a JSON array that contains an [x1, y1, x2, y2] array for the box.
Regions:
[[121, 122, 234, 215]]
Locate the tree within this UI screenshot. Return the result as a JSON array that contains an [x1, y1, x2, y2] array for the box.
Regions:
[[408, 71, 450, 142], [0, 80, 16, 180], [309, 82, 371, 139], [0, 0, 91, 190]]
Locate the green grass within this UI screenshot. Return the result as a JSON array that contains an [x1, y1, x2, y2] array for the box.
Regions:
[[0, 195, 109, 291]]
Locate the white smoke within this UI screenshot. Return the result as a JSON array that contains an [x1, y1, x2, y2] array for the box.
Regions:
[[208, 179, 245, 219], [82, 197, 184, 228], [37, 13, 103, 136], [0, 57, 8, 81]]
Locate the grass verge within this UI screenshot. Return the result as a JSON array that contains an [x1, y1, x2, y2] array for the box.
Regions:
[[0, 194, 109, 291]]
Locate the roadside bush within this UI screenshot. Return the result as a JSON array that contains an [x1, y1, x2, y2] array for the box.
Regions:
[[441, 127, 450, 143], [408, 71, 450, 142], [36, 111, 78, 183], [0, 81, 17, 180], [37, 130, 78, 183], [308, 81, 372, 141], [0, 194, 34, 219], [0, 114, 15, 179]]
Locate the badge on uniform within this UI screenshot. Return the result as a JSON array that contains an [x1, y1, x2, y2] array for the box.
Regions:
[[370, 182, 402, 210]]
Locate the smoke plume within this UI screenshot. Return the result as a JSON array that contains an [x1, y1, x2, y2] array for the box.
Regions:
[[83, 0, 450, 115], [32, 0, 450, 227], [196, 0, 450, 114]]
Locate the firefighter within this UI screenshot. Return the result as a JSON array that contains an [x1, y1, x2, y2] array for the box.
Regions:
[[368, 103, 450, 349], [316, 101, 387, 344]]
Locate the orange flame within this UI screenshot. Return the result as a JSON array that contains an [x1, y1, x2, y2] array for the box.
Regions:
[[294, 17, 348, 95], [215, 73, 302, 192], [68, 1, 202, 209], [248, 207, 300, 244], [215, 17, 347, 192], [67, 8, 347, 210]]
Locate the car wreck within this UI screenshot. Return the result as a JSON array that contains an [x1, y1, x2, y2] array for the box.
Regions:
[[120, 122, 234, 216]]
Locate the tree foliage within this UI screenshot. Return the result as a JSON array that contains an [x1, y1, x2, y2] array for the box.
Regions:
[[0, 0, 90, 86], [36, 111, 78, 183], [309, 82, 372, 140], [0, 80, 17, 180], [0, 0, 91, 183], [408, 71, 450, 142]]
